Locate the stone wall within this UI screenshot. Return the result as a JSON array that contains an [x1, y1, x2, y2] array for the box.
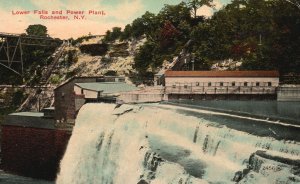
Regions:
[[1, 125, 71, 180], [277, 85, 300, 101]]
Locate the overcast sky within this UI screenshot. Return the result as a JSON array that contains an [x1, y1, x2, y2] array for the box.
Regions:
[[0, 0, 231, 39]]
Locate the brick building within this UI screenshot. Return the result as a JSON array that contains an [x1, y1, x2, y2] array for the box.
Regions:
[[1, 111, 71, 180]]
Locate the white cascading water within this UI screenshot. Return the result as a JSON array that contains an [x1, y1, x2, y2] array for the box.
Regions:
[[56, 103, 300, 184]]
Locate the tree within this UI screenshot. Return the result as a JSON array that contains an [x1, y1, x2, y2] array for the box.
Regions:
[[103, 27, 122, 42], [134, 41, 156, 73], [111, 27, 122, 40], [157, 2, 192, 27], [187, 0, 214, 18], [26, 24, 48, 36], [130, 11, 158, 39], [159, 21, 180, 48], [121, 24, 132, 40], [112, 0, 300, 78]]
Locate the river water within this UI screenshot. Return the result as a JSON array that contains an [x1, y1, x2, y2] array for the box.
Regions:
[[167, 100, 300, 124], [56, 103, 300, 184]]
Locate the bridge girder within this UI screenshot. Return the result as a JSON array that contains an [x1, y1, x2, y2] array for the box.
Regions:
[[0, 32, 60, 76]]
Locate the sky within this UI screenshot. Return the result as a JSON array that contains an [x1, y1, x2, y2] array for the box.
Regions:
[[0, 0, 231, 39]]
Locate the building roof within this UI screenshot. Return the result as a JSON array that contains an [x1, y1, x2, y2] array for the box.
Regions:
[[9, 112, 44, 117], [43, 107, 55, 110], [75, 82, 139, 94], [54, 76, 126, 91], [54, 76, 104, 91], [3, 112, 55, 129], [165, 70, 279, 78]]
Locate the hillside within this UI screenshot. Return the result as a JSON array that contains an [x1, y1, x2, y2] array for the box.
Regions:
[[101, 1, 300, 78], [0, 34, 147, 113], [1, 0, 300, 112], [52, 36, 147, 84]]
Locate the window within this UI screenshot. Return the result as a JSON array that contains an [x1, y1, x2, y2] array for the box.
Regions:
[[61, 92, 65, 98], [184, 85, 188, 89], [196, 82, 200, 86], [244, 82, 248, 87], [220, 82, 224, 87], [268, 82, 272, 87], [208, 82, 212, 87], [172, 84, 176, 88], [256, 82, 260, 87], [81, 88, 84, 94], [232, 82, 235, 86]]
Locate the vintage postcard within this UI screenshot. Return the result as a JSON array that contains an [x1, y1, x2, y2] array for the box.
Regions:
[[0, 0, 299, 183]]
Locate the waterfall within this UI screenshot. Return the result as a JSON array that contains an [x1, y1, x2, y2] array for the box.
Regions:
[[57, 103, 300, 184]]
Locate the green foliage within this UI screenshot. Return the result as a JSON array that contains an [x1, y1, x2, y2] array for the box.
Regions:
[[66, 67, 81, 79], [107, 0, 300, 81], [131, 11, 159, 39], [12, 90, 25, 106], [66, 50, 78, 66], [189, 0, 300, 74], [157, 2, 192, 27], [73, 35, 94, 45], [187, 0, 214, 18], [129, 3, 195, 78], [121, 24, 132, 40], [111, 27, 122, 39], [103, 27, 122, 42], [26, 24, 48, 36], [134, 41, 156, 73], [49, 74, 61, 84]]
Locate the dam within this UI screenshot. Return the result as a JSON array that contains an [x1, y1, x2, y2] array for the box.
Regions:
[[56, 103, 300, 184]]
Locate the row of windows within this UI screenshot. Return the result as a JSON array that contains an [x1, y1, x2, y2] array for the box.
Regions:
[[205, 82, 272, 87], [172, 82, 272, 88]]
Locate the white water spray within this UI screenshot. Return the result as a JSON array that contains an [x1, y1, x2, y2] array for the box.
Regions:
[[57, 103, 300, 184]]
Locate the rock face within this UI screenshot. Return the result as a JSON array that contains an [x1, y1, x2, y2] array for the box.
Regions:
[[79, 43, 108, 56], [109, 42, 130, 57], [65, 38, 146, 78]]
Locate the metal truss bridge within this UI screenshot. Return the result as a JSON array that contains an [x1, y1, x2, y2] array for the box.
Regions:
[[0, 32, 60, 76]]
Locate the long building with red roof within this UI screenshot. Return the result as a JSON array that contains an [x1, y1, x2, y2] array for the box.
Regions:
[[164, 70, 279, 97]]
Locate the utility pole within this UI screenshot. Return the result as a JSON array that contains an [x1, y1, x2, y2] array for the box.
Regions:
[[191, 55, 195, 71]]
